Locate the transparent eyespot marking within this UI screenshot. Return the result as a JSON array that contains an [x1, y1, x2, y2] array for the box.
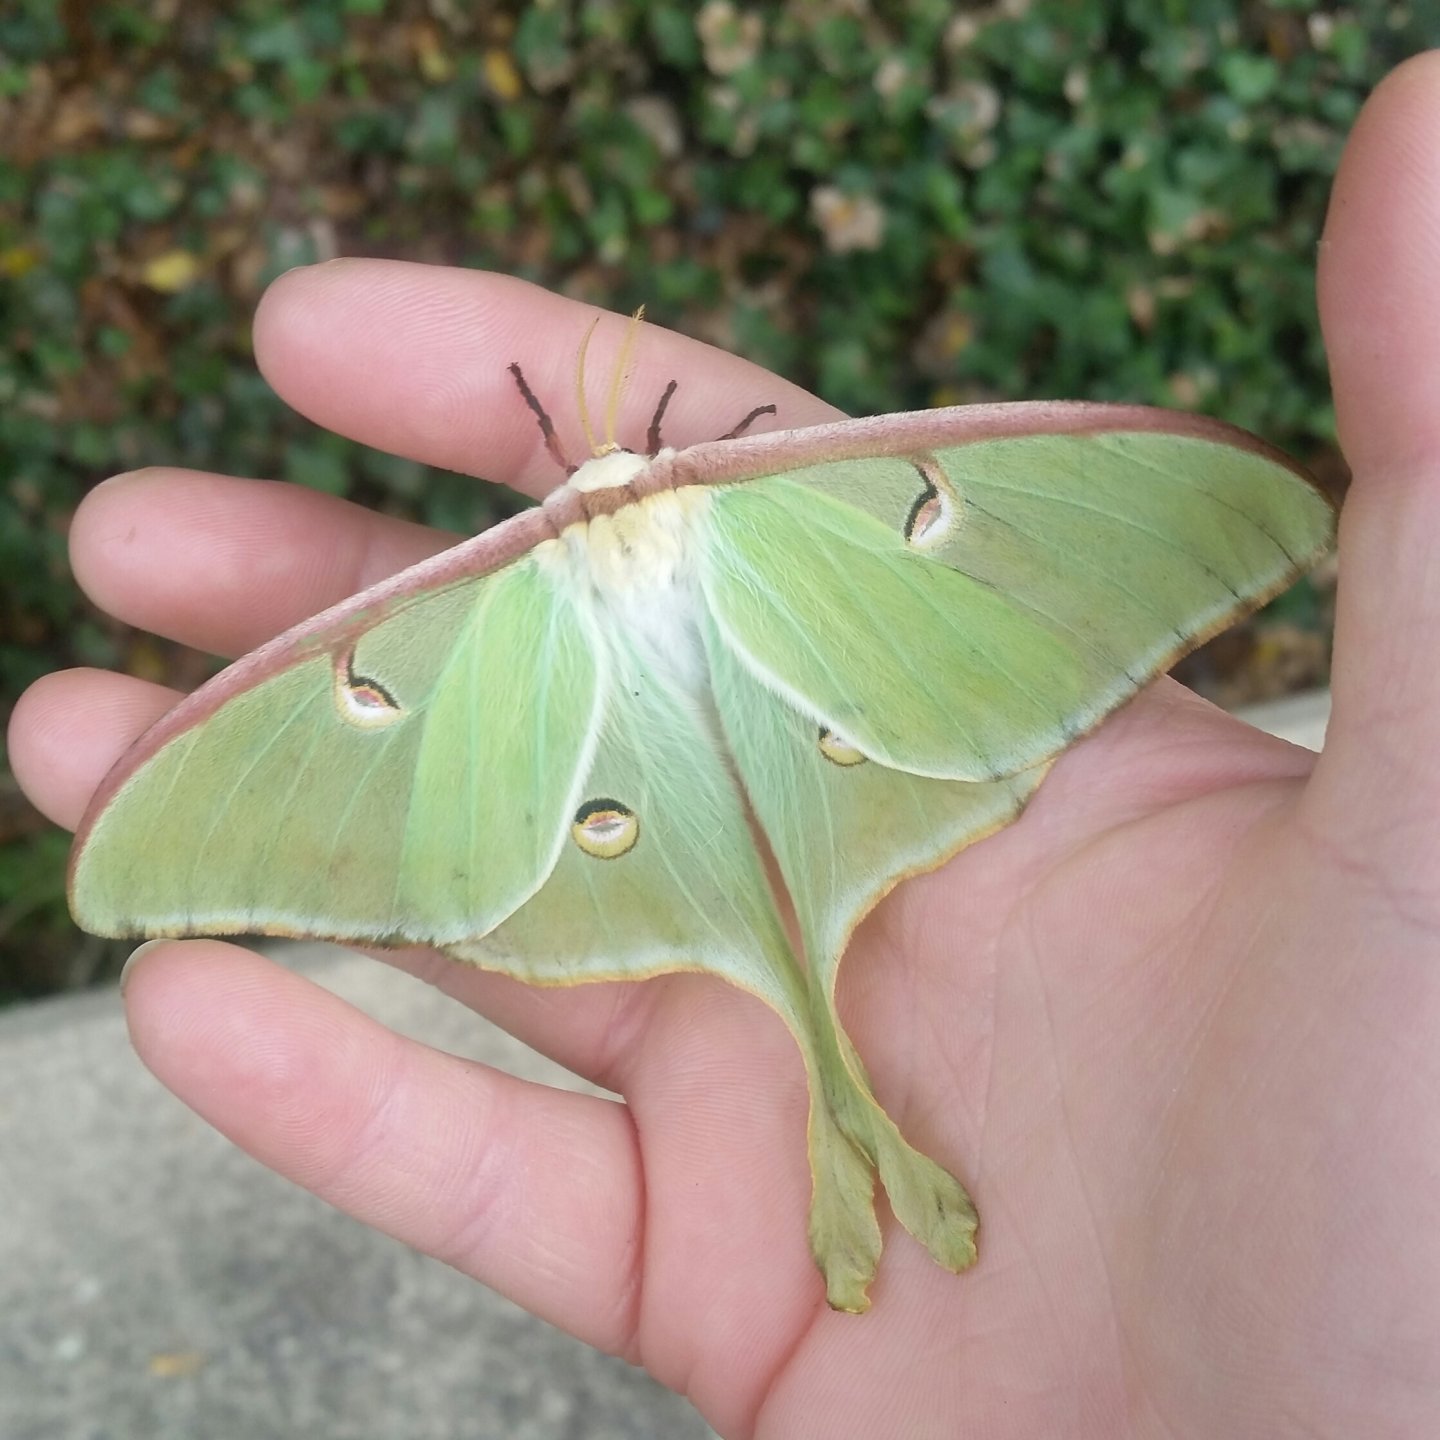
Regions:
[[903, 458, 959, 550], [571, 798, 640, 858], [818, 726, 866, 767], [332, 649, 405, 730]]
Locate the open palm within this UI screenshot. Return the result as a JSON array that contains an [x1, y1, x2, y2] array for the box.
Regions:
[[12, 55, 1439, 1440]]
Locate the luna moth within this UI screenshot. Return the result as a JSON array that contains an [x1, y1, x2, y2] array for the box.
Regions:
[[68, 314, 1335, 1313]]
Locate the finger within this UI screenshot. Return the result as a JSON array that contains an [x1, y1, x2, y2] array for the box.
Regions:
[[1314, 53, 1440, 814], [70, 469, 450, 658], [1320, 52, 1440, 479], [124, 941, 822, 1404], [253, 260, 840, 494], [121, 941, 647, 1355], [8, 669, 176, 829]]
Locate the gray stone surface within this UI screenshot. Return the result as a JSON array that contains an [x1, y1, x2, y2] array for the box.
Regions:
[[0, 949, 713, 1440], [1236, 687, 1330, 752]]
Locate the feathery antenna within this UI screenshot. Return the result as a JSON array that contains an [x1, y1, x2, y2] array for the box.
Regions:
[[574, 307, 646, 458], [574, 316, 602, 457]]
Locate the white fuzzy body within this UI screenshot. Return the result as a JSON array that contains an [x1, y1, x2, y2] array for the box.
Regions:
[[536, 450, 714, 696]]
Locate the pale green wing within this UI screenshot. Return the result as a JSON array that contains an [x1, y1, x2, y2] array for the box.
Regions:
[[71, 556, 600, 944], [450, 617, 888, 1312], [697, 430, 1332, 783], [704, 610, 1043, 1273]]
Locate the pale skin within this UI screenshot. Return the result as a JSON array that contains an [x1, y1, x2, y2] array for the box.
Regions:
[[10, 53, 1440, 1439]]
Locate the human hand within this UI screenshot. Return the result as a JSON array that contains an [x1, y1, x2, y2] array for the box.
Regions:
[[11, 53, 1440, 1439]]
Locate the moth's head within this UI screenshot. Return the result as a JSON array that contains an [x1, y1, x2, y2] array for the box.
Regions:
[[567, 446, 652, 495]]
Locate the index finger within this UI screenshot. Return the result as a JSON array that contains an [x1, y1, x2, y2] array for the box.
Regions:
[[254, 260, 838, 495]]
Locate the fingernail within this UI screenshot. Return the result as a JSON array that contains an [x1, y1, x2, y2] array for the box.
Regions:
[[119, 939, 167, 994]]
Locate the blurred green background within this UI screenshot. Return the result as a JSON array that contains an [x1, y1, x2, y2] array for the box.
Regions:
[[2, 1, 1433, 1000]]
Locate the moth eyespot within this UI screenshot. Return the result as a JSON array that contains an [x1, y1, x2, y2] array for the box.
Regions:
[[333, 652, 404, 730], [571, 799, 639, 858], [903, 460, 958, 550], [818, 727, 866, 767]]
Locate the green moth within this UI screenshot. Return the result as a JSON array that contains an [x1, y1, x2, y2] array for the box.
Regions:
[[69, 321, 1335, 1312]]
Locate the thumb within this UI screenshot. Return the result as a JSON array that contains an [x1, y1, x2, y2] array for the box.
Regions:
[[1312, 52, 1440, 828]]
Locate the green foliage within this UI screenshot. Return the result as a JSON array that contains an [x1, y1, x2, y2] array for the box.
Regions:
[[2, 0, 1433, 996]]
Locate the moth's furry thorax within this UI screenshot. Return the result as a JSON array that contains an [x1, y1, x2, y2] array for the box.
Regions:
[[536, 462, 714, 692]]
